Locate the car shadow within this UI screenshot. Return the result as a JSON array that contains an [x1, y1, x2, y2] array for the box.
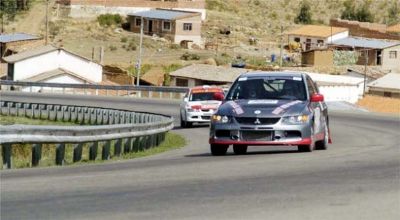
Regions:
[[185, 149, 302, 157], [173, 124, 210, 130]]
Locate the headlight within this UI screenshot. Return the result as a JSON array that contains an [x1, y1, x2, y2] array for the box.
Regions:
[[211, 115, 230, 123], [282, 115, 309, 124]]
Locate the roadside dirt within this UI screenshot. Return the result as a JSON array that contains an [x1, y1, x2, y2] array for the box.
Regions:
[[357, 95, 400, 115]]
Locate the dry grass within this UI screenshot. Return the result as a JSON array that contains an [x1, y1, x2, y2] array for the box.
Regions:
[[357, 95, 400, 115]]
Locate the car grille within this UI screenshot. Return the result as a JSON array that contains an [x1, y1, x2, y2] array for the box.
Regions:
[[241, 131, 272, 141], [235, 117, 280, 125], [201, 116, 211, 120]]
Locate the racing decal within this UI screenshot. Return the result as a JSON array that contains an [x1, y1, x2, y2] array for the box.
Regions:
[[228, 101, 244, 115], [293, 76, 302, 81], [272, 100, 302, 115], [314, 107, 321, 132], [238, 77, 247, 81], [191, 88, 223, 94], [248, 100, 278, 105]]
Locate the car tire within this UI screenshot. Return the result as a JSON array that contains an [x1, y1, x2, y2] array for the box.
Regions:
[[298, 127, 315, 152], [180, 114, 192, 128], [210, 144, 228, 156], [315, 121, 329, 150], [233, 145, 248, 155]]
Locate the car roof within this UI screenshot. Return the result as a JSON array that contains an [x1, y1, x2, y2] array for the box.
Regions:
[[190, 85, 223, 91], [239, 71, 306, 78]]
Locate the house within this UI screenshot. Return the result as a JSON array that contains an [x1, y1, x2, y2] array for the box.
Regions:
[[330, 19, 400, 40], [287, 25, 349, 51], [169, 64, 248, 87], [3, 45, 102, 84], [58, 0, 207, 20], [367, 73, 400, 98], [0, 33, 44, 76], [301, 49, 334, 67], [128, 9, 202, 47], [329, 37, 400, 72]]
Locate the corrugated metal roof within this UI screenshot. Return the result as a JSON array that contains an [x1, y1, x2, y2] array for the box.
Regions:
[[331, 37, 400, 49], [3, 45, 57, 63], [287, 25, 348, 38], [0, 33, 40, 43], [368, 73, 400, 91], [170, 64, 248, 83], [128, 9, 198, 20]]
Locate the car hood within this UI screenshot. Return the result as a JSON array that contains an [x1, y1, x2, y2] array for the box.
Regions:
[[217, 99, 309, 117]]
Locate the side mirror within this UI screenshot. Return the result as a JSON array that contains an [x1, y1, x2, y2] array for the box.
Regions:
[[311, 94, 324, 102], [183, 97, 188, 102], [213, 92, 225, 101]]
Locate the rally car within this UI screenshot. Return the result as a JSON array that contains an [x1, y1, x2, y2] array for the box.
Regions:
[[209, 72, 331, 155], [180, 85, 225, 128]]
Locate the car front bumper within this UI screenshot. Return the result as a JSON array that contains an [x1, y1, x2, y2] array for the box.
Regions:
[[209, 122, 312, 145], [185, 111, 214, 123]]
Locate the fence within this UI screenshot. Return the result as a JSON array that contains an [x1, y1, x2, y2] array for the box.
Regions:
[[0, 100, 174, 169], [0, 80, 189, 99]]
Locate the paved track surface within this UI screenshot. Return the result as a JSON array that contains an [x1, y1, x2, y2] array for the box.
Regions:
[[1, 92, 399, 220]]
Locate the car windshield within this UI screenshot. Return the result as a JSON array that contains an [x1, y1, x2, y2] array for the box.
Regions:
[[189, 92, 222, 101], [226, 77, 307, 101]]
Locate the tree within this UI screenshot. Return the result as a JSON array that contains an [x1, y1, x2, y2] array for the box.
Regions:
[[341, 0, 356, 20], [0, 0, 18, 20], [295, 0, 312, 24], [355, 3, 374, 22], [388, 0, 400, 25]]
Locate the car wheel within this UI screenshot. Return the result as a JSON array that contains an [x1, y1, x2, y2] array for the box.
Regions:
[[315, 121, 328, 150], [180, 114, 192, 128], [210, 144, 228, 156], [298, 127, 315, 152], [233, 145, 248, 155]]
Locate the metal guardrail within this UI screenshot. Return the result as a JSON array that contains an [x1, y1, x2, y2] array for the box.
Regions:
[[0, 100, 174, 169], [0, 80, 189, 98]]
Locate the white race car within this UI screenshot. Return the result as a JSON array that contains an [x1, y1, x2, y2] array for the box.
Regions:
[[180, 86, 225, 128]]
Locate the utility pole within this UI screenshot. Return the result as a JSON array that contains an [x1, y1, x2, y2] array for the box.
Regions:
[[363, 49, 369, 97], [279, 25, 283, 67], [45, 0, 49, 45], [136, 16, 144, 86]]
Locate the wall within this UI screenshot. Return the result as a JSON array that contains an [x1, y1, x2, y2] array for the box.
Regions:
[[21, 74, 84, 92], [382, 45, 400, 72], [65, 0, 206, 20], [302, 50, 333, 66], [13, 50, 102, 83], [174, 15, 202, 46], [330, 19, 400, 41]]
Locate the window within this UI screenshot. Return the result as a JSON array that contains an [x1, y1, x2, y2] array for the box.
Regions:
[[294, 37, 300, 42], [135, 18, 141, 27], [226, 77, 307, 101], [389, 51, 397, 59], [183, 23, 192, 31], [163, 21, 171, 31], [384, 92, 392, 97], [306, 76, 317, 96], [176, 78, 188, 87], [317, 40, 324, 47]]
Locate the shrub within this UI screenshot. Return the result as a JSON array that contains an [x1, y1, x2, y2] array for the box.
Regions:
[[109, 45, 117, 51], [295, 0, 313, 24], [170, 43, 181, 49], [97, 14, 123, 27], [121, 37, 128, 43], [181, 52, 200, 61]]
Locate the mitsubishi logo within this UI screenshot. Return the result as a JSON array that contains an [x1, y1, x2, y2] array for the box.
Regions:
[[254, 118, 261, 125]]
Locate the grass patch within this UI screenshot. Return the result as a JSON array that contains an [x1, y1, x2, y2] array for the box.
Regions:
[[1, 132, 185, 169]]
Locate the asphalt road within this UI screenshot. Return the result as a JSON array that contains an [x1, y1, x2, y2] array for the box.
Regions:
[[1, 91, 399, 220]]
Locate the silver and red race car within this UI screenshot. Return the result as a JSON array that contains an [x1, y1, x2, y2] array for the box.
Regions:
[[209, 72, 331, 155]]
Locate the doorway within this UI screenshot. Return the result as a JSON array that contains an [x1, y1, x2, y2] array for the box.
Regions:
[[376, 50, 382, 65], [148, 20, 153, 34]]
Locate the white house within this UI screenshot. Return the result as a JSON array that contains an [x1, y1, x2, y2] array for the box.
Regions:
[[287, 25, 349, 51], [3, 45, 102, 84]]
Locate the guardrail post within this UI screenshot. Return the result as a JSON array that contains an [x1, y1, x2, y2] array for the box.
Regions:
[[124, 138, 132, 153], [95, 89, 99, 96], [102, 141, 111, 160], [2, 144, 12, 169], [73, 143, 83, 162], [31, 144, 42, 167], [55, 143, 65, 165], [89, 142, 98, 160], [114, 139, 122, 157]]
